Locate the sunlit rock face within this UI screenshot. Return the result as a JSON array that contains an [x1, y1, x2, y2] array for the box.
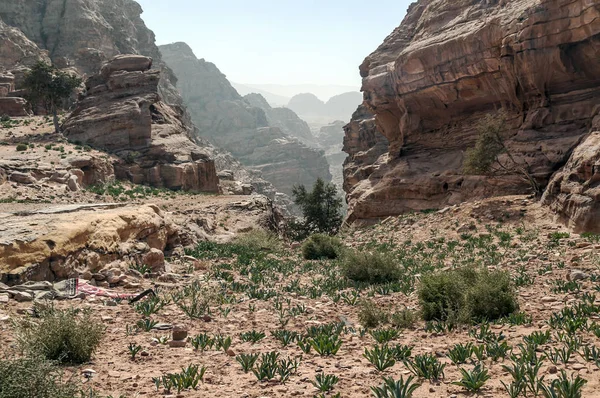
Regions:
[[343, 0, 600, 224]]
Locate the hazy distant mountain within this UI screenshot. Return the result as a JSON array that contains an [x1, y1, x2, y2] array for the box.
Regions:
[[287, 91, 363, 123], [237, 83, 359, 102], [232, 82, 290, 107]]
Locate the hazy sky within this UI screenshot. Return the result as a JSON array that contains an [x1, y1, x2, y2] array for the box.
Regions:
[[136, 0, 412, 87]]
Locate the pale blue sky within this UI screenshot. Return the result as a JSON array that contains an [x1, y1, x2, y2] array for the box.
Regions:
[[136, 0, 412, 87]]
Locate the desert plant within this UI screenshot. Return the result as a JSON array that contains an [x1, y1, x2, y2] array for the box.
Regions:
[[16, 144, 28, 151], [342, 251, 401, 284], [23, 61, 82, 134], [364, 345, 396, 372], [418, 267, 518, 323], [240, 330, 266, 344], [189, 333, 214, 351], [540, 370, 587, 398], [0, 355, 80, 398], [370, 328, 399, 344], [358, 300, 389, 328], [15, 305, 104, 364], [452, 364, 491, 392], [236, 353, 259, 372], [312, 373, 339, 392], [404, 353, 446, 381], [288, 178, 343, 239], [390, 309, 416, 329], [447, 343, 473, 365], [128, 343, 142, 360], [463, 112, 540, 194], [234, 229, 282, 253], [371, 375, 421, 398], [271, 330, 299, 347], [302, 233, 344, 260], [309, 334, 343, 356]]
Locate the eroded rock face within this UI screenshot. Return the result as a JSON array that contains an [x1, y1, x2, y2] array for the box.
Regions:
[[344, 0, 600, 223], [0, 16, 49, 71], [63, 55, 219, 192], [542, 131, 600, 233], [0, 204, 177, 284], [244, 93, 316, 147], [159, 42, 332, 197]]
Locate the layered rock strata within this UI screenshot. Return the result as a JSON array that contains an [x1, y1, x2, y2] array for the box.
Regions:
[[63, 55, 219, 192], [344, 0, 600, 224], [0, 203, 177, 285], [159, 42, 332, 197]]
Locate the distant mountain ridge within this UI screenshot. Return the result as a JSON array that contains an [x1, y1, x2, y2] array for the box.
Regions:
[[287, 91, 363, 123]]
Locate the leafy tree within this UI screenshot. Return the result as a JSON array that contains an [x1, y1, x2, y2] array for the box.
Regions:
[[23, 62, 81, 134], [463, 112, 540, 195], [289, 178, 343, 239]]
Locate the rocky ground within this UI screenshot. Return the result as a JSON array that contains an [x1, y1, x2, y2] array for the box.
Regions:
[[2, 193, 600, 397]]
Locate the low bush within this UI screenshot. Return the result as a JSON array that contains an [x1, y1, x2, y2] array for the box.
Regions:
[[418, 267, 518, 323], [341, 250, 401, 284], [0, 356, 80, 398], [234, 229, 282, 253], [302, 234, 344, 260], [358, 300, 389, 328], [15, 305, 105, 364], [16, 144, 28, 151]]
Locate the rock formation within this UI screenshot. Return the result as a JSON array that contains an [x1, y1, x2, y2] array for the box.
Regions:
[[63, 55, 219, 192], [159, 42, 332, 197], [344, 0, 600, 224], [542, 131, 600, 233], [244, 93, 316, 147], [0, 203, 177, 285]]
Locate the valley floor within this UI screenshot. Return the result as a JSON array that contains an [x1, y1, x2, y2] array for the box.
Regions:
[[2, 195, 600, 397]]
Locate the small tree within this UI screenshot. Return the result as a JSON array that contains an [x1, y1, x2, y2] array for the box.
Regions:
[[23, 62, 81, 134], [289, 178, 343, 239], [463, 112, 540, 195]]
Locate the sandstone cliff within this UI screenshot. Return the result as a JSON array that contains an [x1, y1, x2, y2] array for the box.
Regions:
[[159, 42, 332, 197], [63, 55, 219, 192], [344, 0, 600, 227]]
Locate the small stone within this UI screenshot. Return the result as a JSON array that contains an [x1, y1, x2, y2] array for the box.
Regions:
[[548, 366, 558, 374], [429, 387, 435, 393], [81, 369, 97, 378], [13, 291, 33, 302], [168, 340, 187, 348], [226, 349, 236, 357], [0, 294, 8, 303], [172, 325, 188, 341], [571, 363, 586, 371], [569, 270, 588, 281], [140, 350, 149, 357], [105, 300, 117, 307]]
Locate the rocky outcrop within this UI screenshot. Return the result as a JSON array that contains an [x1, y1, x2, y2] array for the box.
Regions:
[[244, 93, 316, 147], [159, 42, 331, 197], [0, 203, 177, 285], [542, 131, 600, 233], [0, 16, 49, 71], [63, 55, 219, 192], [344, 0, 600, 223]]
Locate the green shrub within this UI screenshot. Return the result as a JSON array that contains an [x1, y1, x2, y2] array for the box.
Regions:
[[341, 251, 401, 284], [15, 305, 105, 364], [234, 229, 282, 253], [16, 144, 27, 151], [358, 300, 389, 328], [0, 356, 80, 398], [302, 234, 344, 260], [418, 267, 518, 323]]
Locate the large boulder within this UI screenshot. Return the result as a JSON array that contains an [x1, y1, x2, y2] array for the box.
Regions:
[[343, 0, 600, 222], [542, 132, 600, 233], [0, 204, 178, 285], [0, 97, 30, 116]]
